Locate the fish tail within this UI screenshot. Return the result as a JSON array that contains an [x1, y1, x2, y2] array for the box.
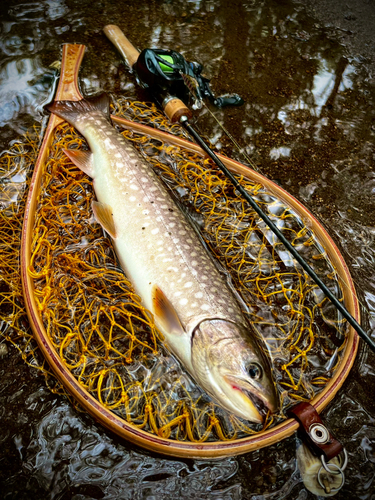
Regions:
[[46, 93, 111, 127]]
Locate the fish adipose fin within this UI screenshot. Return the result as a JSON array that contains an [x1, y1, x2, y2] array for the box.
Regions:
[[152, 286, 185, 336], [92, 200, 117, 239], [46, 93, 111, 127], [64, 149, 94, 177]]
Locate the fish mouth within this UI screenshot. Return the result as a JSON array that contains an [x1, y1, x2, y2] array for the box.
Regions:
[[241, 387, 270, 421], [225, 375, 275, 423]]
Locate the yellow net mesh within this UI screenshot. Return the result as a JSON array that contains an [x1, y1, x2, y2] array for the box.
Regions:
[[0, 98, 347, 442]]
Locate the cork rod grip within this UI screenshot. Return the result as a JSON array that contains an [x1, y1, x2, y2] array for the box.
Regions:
[[103, 24, 140, 68]]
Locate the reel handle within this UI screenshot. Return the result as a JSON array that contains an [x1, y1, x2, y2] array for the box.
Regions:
[[103, 24, 192, 123]]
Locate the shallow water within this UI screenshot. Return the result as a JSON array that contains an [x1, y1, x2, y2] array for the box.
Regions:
[[1, 0, 375, 498]]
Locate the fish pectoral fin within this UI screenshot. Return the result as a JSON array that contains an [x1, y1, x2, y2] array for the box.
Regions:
[[92, 200, 117, 239], [64, 149, 94, 178], [152, 286, 186, 336]]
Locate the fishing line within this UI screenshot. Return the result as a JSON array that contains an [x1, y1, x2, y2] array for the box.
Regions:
[[200, 101, 260, 172]]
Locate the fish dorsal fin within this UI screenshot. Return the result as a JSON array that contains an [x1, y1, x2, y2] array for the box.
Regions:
[[152, 286, 186, 336], [92, 200, 117, 239], [64, 149, 94, 178]]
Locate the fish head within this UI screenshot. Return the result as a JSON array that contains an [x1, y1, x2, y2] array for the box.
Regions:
[[191, 319, 278, 423]]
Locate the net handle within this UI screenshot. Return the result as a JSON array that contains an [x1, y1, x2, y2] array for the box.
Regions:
[[55, 44, 85, 102]]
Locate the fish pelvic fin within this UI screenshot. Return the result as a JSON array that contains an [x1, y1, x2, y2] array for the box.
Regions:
[[152, 286, 186, 336], [46, 93, 111, 127], [92, 200, 117, 239], [64, 149, 94, 178]]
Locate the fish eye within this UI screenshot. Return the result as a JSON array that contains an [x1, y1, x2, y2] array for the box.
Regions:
[[248, 363, 262, 380]]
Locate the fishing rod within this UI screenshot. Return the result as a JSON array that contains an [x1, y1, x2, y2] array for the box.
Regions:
[[103, 25, 375, 353]]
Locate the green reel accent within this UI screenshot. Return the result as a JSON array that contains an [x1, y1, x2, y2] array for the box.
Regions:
[[158, 55, 174, 74]]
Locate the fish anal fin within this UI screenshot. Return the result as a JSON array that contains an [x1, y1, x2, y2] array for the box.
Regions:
[[92, 200, 117, 239], [64, 149, 94, 177], [152, 286, 185, 336]]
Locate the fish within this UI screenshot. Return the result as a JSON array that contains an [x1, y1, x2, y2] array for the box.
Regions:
[[47, 94, 278, 423]]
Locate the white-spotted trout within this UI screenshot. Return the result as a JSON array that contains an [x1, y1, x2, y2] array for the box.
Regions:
[[47, 94, 278, 423]]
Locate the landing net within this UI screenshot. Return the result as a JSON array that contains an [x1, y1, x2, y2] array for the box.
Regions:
[[0, 98, 347, 442]]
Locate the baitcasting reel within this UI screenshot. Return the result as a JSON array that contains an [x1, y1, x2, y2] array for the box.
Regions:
[[134, 48, 244, 110]]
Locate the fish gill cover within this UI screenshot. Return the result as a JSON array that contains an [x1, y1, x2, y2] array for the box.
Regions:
[[0, 97, 348, 442]]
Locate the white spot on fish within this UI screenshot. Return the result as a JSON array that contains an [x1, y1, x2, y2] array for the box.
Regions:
[[151, 228, 159, 235], [130, 184, 139, 190], [191, 261, 198, 267], [184, 282, 193, 288], [141, 177, 148, 183], [180, 298, 188, 305], [115, 153, 121, 158], [195, 292, 203, 298], [179, 230, 187, 236], [169, 222, 176, 228], [130, 196, 136, 201], [104, 138, 115, 149], [174, 291, 182, 297], [201, 304, 210, 310]]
